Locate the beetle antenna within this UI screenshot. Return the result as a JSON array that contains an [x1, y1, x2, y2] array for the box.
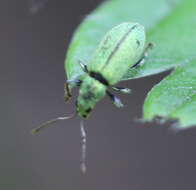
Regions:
[[31, 113, 76, 134], [80, 120, 87, 174]]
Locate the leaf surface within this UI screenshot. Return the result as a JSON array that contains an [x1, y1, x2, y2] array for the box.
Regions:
[[65, 0, 196, 129]]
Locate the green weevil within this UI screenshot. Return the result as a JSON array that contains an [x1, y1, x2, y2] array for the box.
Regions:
[[32, 22, 152, 173]]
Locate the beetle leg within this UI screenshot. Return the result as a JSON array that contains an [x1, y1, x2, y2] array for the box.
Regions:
[[64, 82, 72, 102], [66, 79, 82, 86], [106, 90, 124, 108], [79, 60, 88, 73], [112, 86, 131, 94], [64, 79, 82, 102], [131, 42, 153, 68]]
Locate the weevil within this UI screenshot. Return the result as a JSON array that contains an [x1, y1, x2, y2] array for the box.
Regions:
[[32, 22, 152, 173]]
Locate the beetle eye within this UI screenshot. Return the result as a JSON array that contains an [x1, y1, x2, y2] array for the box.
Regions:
[[86, 108, 92, 113]]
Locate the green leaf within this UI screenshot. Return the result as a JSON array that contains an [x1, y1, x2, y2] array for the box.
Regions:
[[123, 0, 196, 80], [142, 0, 196, 129], [65, 0, 182, 80], [144, 61, 196, 129], [65, 0, 196, 129]]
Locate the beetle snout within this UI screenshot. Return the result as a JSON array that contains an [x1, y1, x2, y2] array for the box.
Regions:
[[81, 108, 92, 118], [76, 100, 92, 119]]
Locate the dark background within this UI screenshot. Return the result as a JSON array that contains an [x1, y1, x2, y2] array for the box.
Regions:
[[1, 0, 196, 190]]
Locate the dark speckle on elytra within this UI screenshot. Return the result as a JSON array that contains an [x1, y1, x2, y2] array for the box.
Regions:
[[136, 40, 140, 47]]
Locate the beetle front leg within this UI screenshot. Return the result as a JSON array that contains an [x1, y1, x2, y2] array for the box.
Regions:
[[64, 82, 72, 102], [64, 78, 82, 102]]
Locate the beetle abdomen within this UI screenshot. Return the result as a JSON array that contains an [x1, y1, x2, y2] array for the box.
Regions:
[[88, 22, 145, 85]]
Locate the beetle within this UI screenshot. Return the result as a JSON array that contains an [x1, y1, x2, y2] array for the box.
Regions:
[[64, 22, 152, 116], [32, 22, 152, 173]]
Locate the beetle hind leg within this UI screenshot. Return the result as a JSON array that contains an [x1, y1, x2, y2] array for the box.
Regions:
[[131, 42, 153, 68], [112, 86, 131, 94], [106, 90, 124, 108]]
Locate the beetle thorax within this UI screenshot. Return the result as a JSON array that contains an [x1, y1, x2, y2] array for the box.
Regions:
[[77, 75, 106, 118]]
